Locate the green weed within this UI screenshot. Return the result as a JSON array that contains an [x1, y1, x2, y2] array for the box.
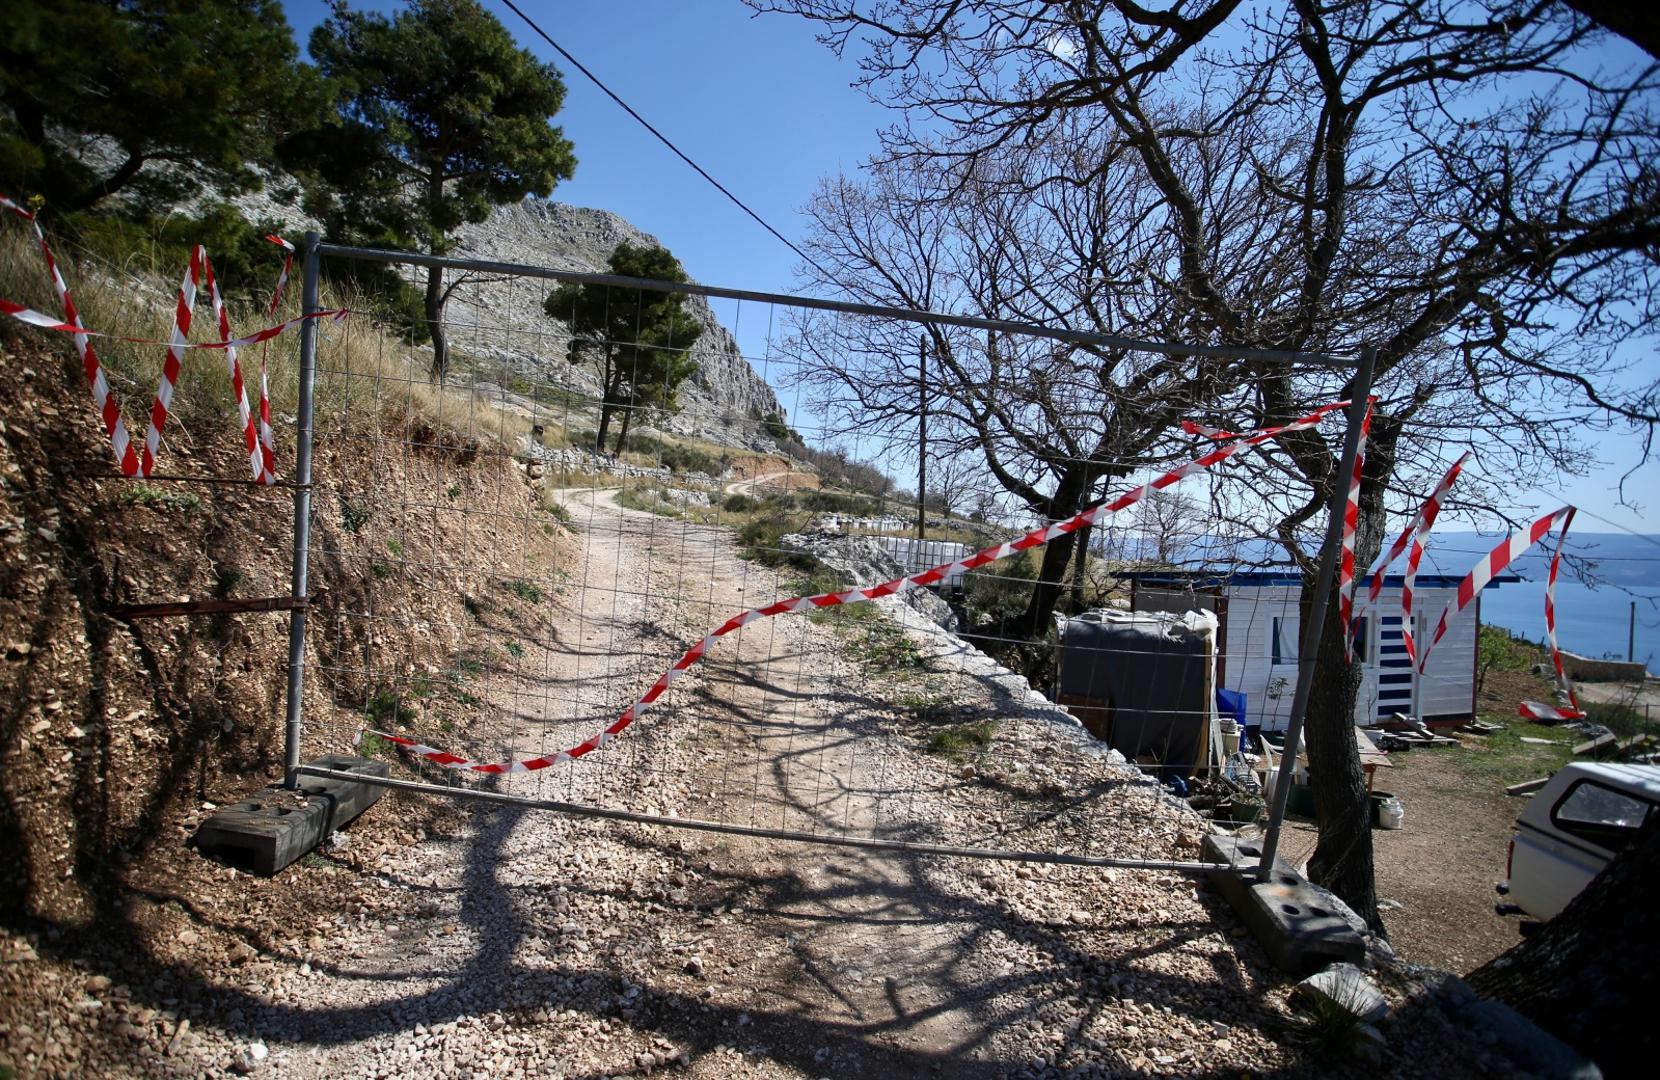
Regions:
[[504, 640, 525, 659], [501, 578, 543, 604], [358, 730, 393, 758], [340, 497, 372, 534], [363, 689, 416, 728], [927, 721, 998, 757], [118, 483, 202, 514]]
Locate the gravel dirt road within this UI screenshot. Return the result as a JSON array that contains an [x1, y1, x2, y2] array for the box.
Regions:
[[3, 488, 1503, 1079]]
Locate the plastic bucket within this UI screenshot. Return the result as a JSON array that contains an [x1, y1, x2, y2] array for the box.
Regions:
[[1220, 718, 1241, 758]]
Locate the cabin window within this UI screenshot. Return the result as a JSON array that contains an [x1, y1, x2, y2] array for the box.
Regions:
[[1350, 615, 1372, 664], [1271, 616, 1299, 665]]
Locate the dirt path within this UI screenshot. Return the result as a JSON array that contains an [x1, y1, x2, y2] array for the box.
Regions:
[[6, 486, 1481, 1079], [548, 489, 987, 1067]]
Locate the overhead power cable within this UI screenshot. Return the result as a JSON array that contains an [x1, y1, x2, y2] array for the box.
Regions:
[[494, 0, 833, 282]]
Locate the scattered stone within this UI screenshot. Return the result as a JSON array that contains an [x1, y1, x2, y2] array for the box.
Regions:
[[683, 956, 705, 977], [230, 1041, 268, 1073]]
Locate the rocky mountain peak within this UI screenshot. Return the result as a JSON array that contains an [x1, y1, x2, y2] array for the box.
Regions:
[[443, 200, 784, 446]]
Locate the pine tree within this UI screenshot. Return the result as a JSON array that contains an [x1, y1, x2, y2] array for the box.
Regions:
[[303, 0, 577, 380], [0, 0, 318, 212], [546, 243, 704, 456]]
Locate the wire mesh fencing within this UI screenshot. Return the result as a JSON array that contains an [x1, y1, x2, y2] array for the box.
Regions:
[[286, 240, 1380, 873]]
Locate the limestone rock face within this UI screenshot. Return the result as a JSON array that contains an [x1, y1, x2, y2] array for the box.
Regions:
[[443, 200, 784, 449]]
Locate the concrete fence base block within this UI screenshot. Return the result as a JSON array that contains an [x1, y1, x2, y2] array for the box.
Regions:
[[1203, 833, 1366, 973], [192, 755, 390, 876]]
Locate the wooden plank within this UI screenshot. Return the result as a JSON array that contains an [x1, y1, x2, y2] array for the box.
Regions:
[[1506, 776, 1551, 796], [1572, 733, 1617, 757]]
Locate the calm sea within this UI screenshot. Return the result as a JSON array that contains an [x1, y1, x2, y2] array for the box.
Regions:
[[1478, 579, 1660, 669]]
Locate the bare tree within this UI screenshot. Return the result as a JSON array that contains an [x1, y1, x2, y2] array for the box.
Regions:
[[783, 126, 1239, 636], [758, 0, 1660, 929], [1133, 488, 1200, 565]]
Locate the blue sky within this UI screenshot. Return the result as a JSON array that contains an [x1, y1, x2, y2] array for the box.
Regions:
[[283, 1, 885, 297], [279, 1, 1658, 535]]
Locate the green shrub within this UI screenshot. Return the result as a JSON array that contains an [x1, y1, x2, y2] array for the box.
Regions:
[[501, 578, 543, 604], [723, 492, 758, 513], [358, 731, 393, 758], [363, 688, 416, 728], [118, 483, 202, 514], [927, 721, 997, 756], [964, 550, 1040, 626], [736, 513, 819, 573], [340, 497, 372, 534]]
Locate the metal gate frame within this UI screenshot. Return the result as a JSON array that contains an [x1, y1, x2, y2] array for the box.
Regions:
[[278, 231, 1376, 881]]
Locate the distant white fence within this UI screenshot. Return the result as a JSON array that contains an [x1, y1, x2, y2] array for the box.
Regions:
[[874, 536, 972, 590]]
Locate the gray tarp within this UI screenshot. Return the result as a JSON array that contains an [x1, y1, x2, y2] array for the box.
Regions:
[[1057, 610, 1219, 776]]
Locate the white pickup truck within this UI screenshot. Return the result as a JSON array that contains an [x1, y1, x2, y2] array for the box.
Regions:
[[1500, 762, 1660, 921]]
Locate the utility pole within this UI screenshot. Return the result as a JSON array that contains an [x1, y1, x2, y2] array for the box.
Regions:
[[917, 333, 928, 540], [1631, 600, 1637, 663]]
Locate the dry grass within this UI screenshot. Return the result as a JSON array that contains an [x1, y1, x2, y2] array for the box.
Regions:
[[0, 227, 540, 454]]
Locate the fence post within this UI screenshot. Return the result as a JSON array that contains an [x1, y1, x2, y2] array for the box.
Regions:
[[282, 231, 322, 789], [1257, 346, 1378, 880]]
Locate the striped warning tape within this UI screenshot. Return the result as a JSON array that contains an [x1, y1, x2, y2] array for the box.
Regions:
[[1418, 505, 1576, 682], [201, 251, 274, 484], [1, 194, 343, 476], [141, 248, 199, 476], [1188, 400, 1375, 664], [363, 398, 1359, 774], [0, 295, 347, 352], [1337, 402, 1374, 661], [1355, 451, 1472, 663], [1535, 506, 1583, 719], [257, 235, 295, 482], [2, 193, 140, 474]]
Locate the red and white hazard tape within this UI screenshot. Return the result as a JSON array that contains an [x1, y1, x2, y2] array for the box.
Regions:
[[1519, 700, 1582, 722], [364, 398, 1360, 774], [1355, 451, 1472, 662], [1337, 402, 1374, 661], [1419, 505, 1576, 677], [201, 252, 274, 484], [1533, 507, 1583, 719], [2, 194, 141, 474], [257, 235, 295, 482], [2, 194, 342, 477], [141, 249, 199, 475], [0, 296, 348, 352]]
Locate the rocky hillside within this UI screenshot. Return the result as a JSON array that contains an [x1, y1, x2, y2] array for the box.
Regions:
[[442, 201, 786, 449]]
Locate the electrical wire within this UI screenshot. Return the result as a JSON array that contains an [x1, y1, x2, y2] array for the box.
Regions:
[[494, 0, 834, 282]]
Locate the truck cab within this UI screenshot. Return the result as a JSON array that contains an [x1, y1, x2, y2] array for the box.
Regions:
[[1503, 762, 1660, 921]]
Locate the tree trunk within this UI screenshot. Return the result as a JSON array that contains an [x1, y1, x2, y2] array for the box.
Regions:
[[613, 398, 635, 456], [1069, 521, 1093, 611], [1467, 818, 1658, 1077], [61, 151, 147, 213], [1302, 563, 1384, 934], [1015, 469, 1098, 635], [1303, 413, 1398, 936], [424, 263, 449, 382]]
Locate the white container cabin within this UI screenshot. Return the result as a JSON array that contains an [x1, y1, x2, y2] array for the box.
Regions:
[[1126, 571, 1515, 732]]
